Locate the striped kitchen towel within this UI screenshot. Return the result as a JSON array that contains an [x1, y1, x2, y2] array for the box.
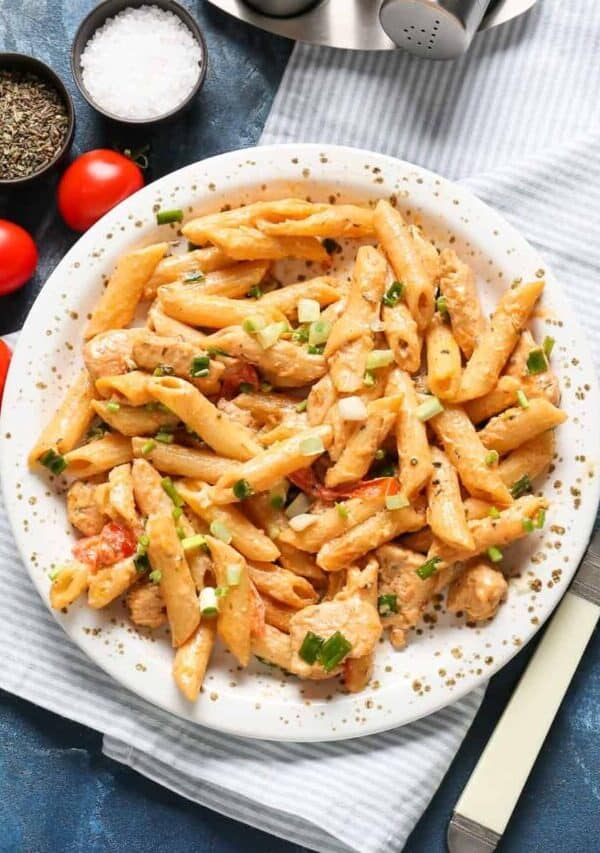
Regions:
[[2, 2, 600, 852]]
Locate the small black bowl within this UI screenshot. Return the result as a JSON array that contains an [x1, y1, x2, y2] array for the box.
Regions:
[[0, 53, 75, 187], [71, 0, 208, 125]]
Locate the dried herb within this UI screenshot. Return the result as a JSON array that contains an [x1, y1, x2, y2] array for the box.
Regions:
[[0, 70, 69, 179]]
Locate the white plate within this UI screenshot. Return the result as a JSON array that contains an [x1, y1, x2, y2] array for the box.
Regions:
[[2, 144, 599, 741]]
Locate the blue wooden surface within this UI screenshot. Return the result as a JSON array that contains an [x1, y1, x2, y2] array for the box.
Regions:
[[1, 2, 599, 851]]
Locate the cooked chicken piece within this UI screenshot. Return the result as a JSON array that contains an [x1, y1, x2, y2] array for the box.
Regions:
[[446, 561, 508, 622], [288, 591, 381, 680], [205, 326, 326, 388], [504, 330, 560, 405], [127, 582, 166, 629], [376, 544, 459, 646], [83, 328, 144, 380], [132, 332, 224, 394], [67, 481, 106, 536], [216, 397, 256, 429]]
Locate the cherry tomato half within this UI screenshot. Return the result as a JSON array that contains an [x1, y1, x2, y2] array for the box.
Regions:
[[72, 521, 137, 570], [58, 150, 144, 232], [0, 220, 38, 295], [0, 339, 12, 405]]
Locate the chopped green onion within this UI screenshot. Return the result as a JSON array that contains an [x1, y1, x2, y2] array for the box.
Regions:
[[385, 493, 409, 511], [436, 295, 449, 318], [288, 513, 317, 532], [416, 557, 441, 580], [308, 344, 325, 355], [542, 336, 555, 359], [322, 238, 341, 255], [182, 270, 205, 283], [181, 534, 208, 553], [86, 423, 110, 442], [535, 508, 546, 529], [299, 631, 324, 664], [190, 355, 210, 378], [210, 520, 232, 544], [516, 389, 530, 409], [172, 506, 183, 521], [522, 518, 535, 533], [106, 400, 121, 413], [233, 479, 254, 501], [299, 435, 325, 456], [270, 493, 285, 510], [267, 522, 281, 540], [215, 586, 229, 598], [257, 321, 288, 350], [156, 208, 183, 225], [153, 364, 174, 377], [155, 431, 174, 444], [377, 594, 398, 616], [375, 449, 386, 461], [511, 473, 532, 499], [199, 586, 218, 616], [48, 567, 61, 581], [336, 502, 349, 520], [308, 320, 331, 348], [292, 325, 310, 343], [137, 534, 149, 549], [149, 569, 162, 583], [295, 399, 308, 413], [382, 281, 404, 307], [247, 285, 263, 299], [176, 526, 185, 539], [485, 450, 499, 467], [365, 349, 394, 371], [226, 564, 242, 586], [39, 448, 68, 476], [134, 553, 150, 573], [141, 439, 156, 455], [489, 506, 501, 519], [363, 370, 376, 387], [526, 348, 548, 375], [338, 396, 368, 422], [207, 348, 229, 357], [487, 546, 503, 563], [297, 298, 321, 324], [242, 315, 266, 334], [318, 631, 352, 672], [416, 396, 444, 422], [161, 476, 184, 507], [260, 382, 273, 393], [285, 491, 311, 519], [374, 462, 396, 477]]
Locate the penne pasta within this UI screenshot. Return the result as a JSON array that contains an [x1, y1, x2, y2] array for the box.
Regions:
[[145, 258, 267, 301], [438, 248, 485, 358], [257, 204, 374, 239], [430, 405, 513, 506], [464, 375, 522, 424], [498, 430, 555, 488], [427, 447, 474, 551], [147, 303, 208, 346], [131, 437, 240, 483], [383, 302, 422, 373], [132, 332, 224, 394], [456, 279, 545, 401], [386, 368, 432, 498], [249, 562, 318, 609], [85, 242, 168, 340], [147, 245, 234, 288], [88, 556, 138, 609], [49, 562, 89, 609], [158, 288, 285, 328], [173, 621, 216, 701], [92, 399, 179, 437], [374, 200, 434, 330], [201, 225, 330, 264], [260, 277, 341, 318], [206, 535, 252, 666], [146, 376, 262, 460], [131, 457, 172, 515], [63, 434, 133, 480], [426, 314, 462, 400], [146, 513, 200, 647], [29, 370, 95, 467], [478, 397, 566, 456], [182, 199, 325, 243]]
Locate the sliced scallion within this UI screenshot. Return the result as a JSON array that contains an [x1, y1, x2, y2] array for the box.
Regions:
[[210, 520, 232, 544], [487, 546, 503, 563], [226, 564, 242, 586], [385, 493, 409, 511], [156, 208, 183, 225], [299, 631, 324, 664], [182, 534, 208, 553], [416, 557, 441, 580], [416, 396, 444, 422], [336, 502, 349, 520], [377, 594, 398, 616], [155, 431, 174, 444], [297, 298, 320, 324], [489, 506, 501, 519], [485, 449, 499, 467], [106, 400, 121, 413], [318, 631, 352, 672], [516, 389, 530, 409], [257, 321, 288, 350], [299, 435, 325, 456], [39, 448, 68, 476], [511, 473, 532, 499], [295, 399, 308, 413], [161, 476, 184, 507], [233, 478, 254, 501], [436, 295, 449, 318], [288, 513, 317, 532], [149, 569, 162, 583], [542, 336, 555, 359], [183, 270, 205, 283], [284, 491, 311, 519], [242, 315, 266, 334], [141, 439, 156, 455], [382, 281, 404, 307], [365, 349, 394, 371], [199, 586, 218, 616], [522, 518, 535, 533], [247, 285, 263, 299], [190, 355, 210, 378], [535, 508, 546, 529], [526, 348, 547, 375], [308, 320, 331, 348]]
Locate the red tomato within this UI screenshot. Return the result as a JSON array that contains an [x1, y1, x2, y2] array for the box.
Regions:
[[72, 521, 137, 570], [0, 339, 12, 404], [288, 468, 401, 503], [58, 150, 144, 232], [221, 361, 260, 398], [0, 220, 38, 295]]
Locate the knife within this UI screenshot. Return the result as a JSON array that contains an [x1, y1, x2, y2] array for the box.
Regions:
[[447, 528, 600, 852]]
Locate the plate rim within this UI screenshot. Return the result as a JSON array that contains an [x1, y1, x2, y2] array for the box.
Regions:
[[2, 141, 599, 742]]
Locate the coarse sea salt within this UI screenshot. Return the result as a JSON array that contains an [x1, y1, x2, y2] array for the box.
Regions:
[[80, 5, 202, 121]]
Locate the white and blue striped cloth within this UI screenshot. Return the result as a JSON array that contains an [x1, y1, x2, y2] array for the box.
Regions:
[[2, 3, 600, 851]]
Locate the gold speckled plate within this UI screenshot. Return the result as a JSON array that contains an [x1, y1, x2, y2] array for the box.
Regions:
[[2, 144, 599, 741]]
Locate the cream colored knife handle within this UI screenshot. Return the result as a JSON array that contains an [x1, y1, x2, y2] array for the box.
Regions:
[[449, 588, 600, 850]]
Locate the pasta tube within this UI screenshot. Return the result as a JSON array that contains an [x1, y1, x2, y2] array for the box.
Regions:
[[438, 248, 484, 358], [478, 398, 566, 456], [427, 447, 474, 551], [29, 370, 95, 467], [206, 535, 252, 666], [386, 368, 432, 498], [426, 314, 462, 400]]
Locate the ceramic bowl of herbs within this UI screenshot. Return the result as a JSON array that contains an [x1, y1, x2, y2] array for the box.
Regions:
[[0, 53, 75, 187]]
